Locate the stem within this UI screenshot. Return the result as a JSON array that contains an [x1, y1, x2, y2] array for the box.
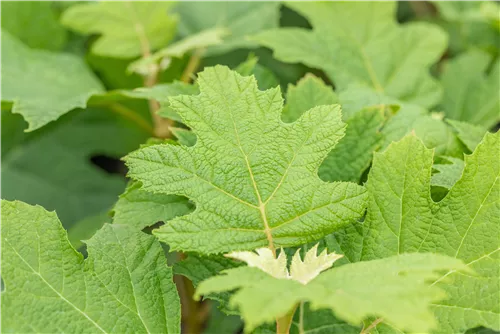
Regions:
[[144, 65, 172, 138], [360, 318, 384, 334], [88, 101, 155, 136], [298, 302, 305, 334], [174, 253, 209, 334], [276, 304, 298, 334], [181, 48, 204, 83], [127, 0, 171, 138]]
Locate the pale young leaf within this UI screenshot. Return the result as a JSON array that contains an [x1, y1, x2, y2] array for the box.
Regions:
[[196, 253, 467, 332]]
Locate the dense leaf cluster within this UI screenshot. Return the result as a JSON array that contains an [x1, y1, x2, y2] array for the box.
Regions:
[[2, 2, 499, 334]]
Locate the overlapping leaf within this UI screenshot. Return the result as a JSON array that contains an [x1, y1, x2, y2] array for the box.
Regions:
[[61, 2, 177, 58], [1, 108, 148, 228], [283, 75, 385, 183], [112, 181, 193, 230], [440, 50, 499, 128], [125, 66, 367, 254], [1, 200, 181, 333], [254, 2, 447, 108], [333, 132, 500, 333], [1, 32, 103, 131], [175, 2, 281, 55], [433, 1, 500, 57], [1, 1, 67, 51], [196, 252, 466, 332]]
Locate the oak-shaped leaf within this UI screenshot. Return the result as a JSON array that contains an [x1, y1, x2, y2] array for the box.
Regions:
[[333, 132, 500, 333], [125, 66, 367, 254], [1, 200, 181, 333]]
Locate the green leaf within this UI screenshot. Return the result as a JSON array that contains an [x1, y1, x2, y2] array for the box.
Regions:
[[338, 132, 500, 333], [175, 2, 281, 56], [431, 156, 465, 190], [129, 28, 228, 75], [174, 254, 242, 314], [289, 304, 360, 334], [319, 107, 384, 183], [125, 82, 199, 122], [432, 1, 500, 57], [1, 200, 181, 333], [125, 66, 367, 254], [67, 212, 110, 250], [112, 181, 193, 230], [1, 1, 67, 51], [234, 54, 280, 91], [381, 106, 464, 157], [253, 2, 447, 108], [440, 50, 499, 128], [171, 127, 197, 147], [196, 252, 467, 332], [203, 301, 243, 334], [61, 2, 177, 58], [1, 32, 103, 131], [1, 108, 149, 228], [447, 119, 488, 152], [283, 74, 338, 123]]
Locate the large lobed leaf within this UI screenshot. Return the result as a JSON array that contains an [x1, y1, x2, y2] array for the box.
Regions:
[[334, 132, 500, 333], [254, 2, 447, 108], [1, 200, 181, 333], [196, 252, 467, 333], [125, 66, 367, 254], [1, 32, 103, 131], [61, 2, 177, 58]]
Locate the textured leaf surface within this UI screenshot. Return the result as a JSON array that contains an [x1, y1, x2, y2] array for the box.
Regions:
[[61, 2, 177, 58], [319, 108, 384, 183], [1, 108, 149, 228], [1, 32, 103, 131], [254, 2, 447, 107], [1, 200, 181, 333], [283, 75, 385, 183], [196, 253, 467, 332], [283, 75, 338, 123], [125, 66, 367, 254], [336, 133, 500, 333], [112, 181, 193, 230], [68, 212, 110, 250], [440, 50, 499, 128], [448, 120, 488, 152], [175, 2, 280, 55], [1, 1, 67, 50]]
